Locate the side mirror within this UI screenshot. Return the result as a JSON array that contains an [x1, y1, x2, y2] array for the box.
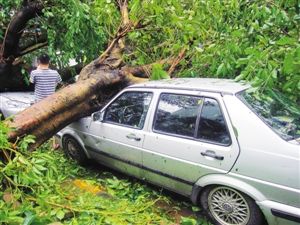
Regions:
[[92, 111, 104, 122]]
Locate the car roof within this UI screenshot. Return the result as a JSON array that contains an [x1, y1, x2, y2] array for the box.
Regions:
[[128, 78, 250, 95]]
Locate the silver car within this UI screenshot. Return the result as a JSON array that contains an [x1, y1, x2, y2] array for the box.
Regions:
[[0, 92, 34, 119], [58, 78, 300, 225]]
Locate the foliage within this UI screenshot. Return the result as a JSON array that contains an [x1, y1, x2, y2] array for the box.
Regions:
[[42, 0, 108, 67], [150, 63, 170, 80], [125, 0, 300, 102], [0, 0, 109, 70], [1, 0, 299, 100], [0, 121, 209, 225], [0, 0, 22, 39]]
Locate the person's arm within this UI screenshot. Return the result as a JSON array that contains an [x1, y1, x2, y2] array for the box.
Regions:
[[56, 72, 64, 89], [57, 73, 62, 83]]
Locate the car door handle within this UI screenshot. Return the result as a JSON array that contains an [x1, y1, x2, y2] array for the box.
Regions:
[[126, 134, 141, 141], [201, 150, 224, 160]]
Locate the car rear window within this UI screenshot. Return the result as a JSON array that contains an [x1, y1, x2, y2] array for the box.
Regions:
[[238, 89, 300, 141]]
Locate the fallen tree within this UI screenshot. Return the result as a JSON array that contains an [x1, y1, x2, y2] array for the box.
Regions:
[[2, 0, 299, 150], [5, 0, 181, 149]]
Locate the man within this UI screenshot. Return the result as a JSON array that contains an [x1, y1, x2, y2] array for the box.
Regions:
[[30, 53, 62, 102], [30, 53, 62, 149]]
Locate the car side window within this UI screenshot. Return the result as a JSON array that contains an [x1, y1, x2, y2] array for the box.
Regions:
[[104, 91, 153, 129], [197, 98, 231, 145], [154, 93, 202, 137]]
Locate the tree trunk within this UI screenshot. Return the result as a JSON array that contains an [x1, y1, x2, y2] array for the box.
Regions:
[[6, 68, 130, 149], [3, 0, 137, 149], [0, 2, 44, 91], [0, 2, 44, 64], [4, 0, 178, 150]]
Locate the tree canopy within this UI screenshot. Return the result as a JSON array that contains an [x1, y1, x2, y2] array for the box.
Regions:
[[1, 0, 299, 102]]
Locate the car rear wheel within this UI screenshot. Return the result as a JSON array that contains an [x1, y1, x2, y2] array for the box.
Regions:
[[63, 136, 88, 166], [200, 185, 264, 225]]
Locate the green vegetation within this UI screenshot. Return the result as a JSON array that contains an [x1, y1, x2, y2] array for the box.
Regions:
[[0, 121, 211, 225], [127, 0, 300, 102], [1, 0, 299, 101], [1, 1, 299, 222]]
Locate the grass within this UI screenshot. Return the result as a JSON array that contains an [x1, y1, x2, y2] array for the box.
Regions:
[[0, 140, 212, 225]]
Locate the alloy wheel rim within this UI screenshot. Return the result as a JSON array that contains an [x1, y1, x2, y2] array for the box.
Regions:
[[67, 140, 78, 159], [208, 186, 250, 225]]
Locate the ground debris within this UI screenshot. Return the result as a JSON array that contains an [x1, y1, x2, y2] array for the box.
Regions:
[[3, 190, 21, 209]]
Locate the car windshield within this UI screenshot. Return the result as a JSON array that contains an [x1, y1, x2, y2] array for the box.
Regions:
[[238, 89, 300, 141]]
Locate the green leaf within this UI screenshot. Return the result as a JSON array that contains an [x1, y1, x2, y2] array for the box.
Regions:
[[19, 135, 35, 151], [56, 210, 65, 220], [283, 53, 294, 75], [180, 217, 197, 225], [276, 37, 296, 46], [23, 211, 35, 225], [236, 57, 249, 68], [283, 80, 294, 92], [235, 72, 248, 81], [216, 63, 224, 76], [191, 206, 201, 212], [150, 63, 170, 80], [271, 70, 277, 79]]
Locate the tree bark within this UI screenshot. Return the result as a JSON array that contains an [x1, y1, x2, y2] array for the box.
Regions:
[[3, 0, 183, 150], [4, 0, 138, 150], [7, 68, 130, 149], [0, 2, 44, 64], [0, 2, 45, 91]]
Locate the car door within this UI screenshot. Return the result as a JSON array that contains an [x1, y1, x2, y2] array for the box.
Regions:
[[85, 90, 153, 178], [142, 91, 240, 196]]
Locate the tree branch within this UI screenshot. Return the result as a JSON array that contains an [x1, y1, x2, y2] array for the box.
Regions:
[[168, 48, 186, 77], [92, 0, 142, 69], [120, 58, 173, 78], [0, 2, 44, 64], [122, 49, 187, 79], [19, 32, 47, 53], [120, 0, 129, 25], [79, 0, 147, 81], [93, 25, 126, 66], [18, 41, 48, 57]]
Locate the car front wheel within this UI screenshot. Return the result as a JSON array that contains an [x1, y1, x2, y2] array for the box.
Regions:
[[63, 136, 88, 166], [200, 185, 264, 225]]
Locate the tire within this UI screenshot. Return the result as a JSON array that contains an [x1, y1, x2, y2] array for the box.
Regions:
[[200, 185, 264, 225], [62, 136, 88, 166]]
